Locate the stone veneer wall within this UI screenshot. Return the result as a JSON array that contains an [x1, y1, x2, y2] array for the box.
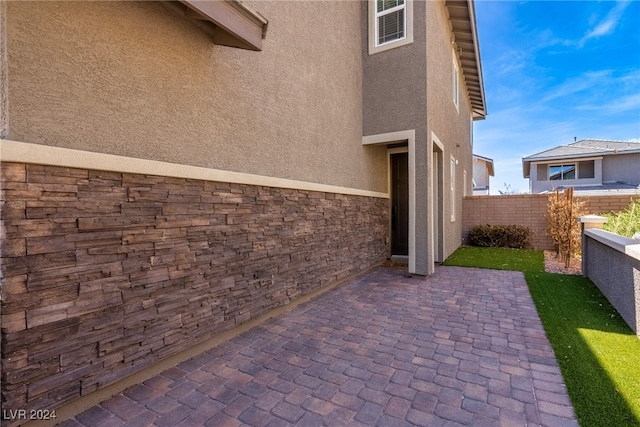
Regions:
[[463, 194, 640, 250], [0, 162, 389, 413]]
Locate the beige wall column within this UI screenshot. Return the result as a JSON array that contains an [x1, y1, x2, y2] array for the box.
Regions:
[[0, 0, 8, 138], [415, 128, 431, 276], [579, 215, 608, 277]]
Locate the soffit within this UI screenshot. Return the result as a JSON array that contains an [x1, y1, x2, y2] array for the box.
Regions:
[[179, 0, 268, 51], [445, 0, 486, 120]]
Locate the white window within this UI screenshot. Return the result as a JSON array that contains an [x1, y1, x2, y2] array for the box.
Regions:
[[549, 164, 576, 181], [452, 56, 460, 112], [368, 0, 413, 54], [450, 155, 456, 221], [376, 0, 406, 45]]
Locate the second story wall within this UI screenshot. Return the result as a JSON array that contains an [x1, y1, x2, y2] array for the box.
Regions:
[[603, 153, 640, 185], [5, 1, 387, 193], [529, 159, 603, 193], [426, 0, 476, 257], [361, 0, 427, 137]]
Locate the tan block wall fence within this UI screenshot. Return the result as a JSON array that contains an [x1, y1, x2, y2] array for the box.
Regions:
[[0, 162, 389, 413], [463, 194, 639, 250]]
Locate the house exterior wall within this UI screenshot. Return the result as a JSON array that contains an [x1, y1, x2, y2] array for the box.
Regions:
[[528, 158, 603, 193], [0, 161, 388, 413], [362, 0, 477, 272], [0, 0, 393, 415], [362, 1, 427, 137], [5, 0, 386, 193], [463, 194, 640, 249], [602, 153, 640, 185], [426, 0, 474, 261], [361, 0, 430, 274], [2, 0, 485, 413], [528, 152, 640, 194], [472, 159, 490, 194]]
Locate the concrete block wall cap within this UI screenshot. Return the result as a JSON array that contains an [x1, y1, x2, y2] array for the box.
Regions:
[[585, 228, 640, 261], [578, 215, 608, 223]]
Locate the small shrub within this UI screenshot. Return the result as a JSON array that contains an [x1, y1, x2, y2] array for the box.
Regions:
[[546, 188, 586, 268], [468, 224, 533, 249], [603, 198, 640, 238]]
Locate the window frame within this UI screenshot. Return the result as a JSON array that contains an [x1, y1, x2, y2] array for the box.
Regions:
[[368, 0, 414, 55], [549, 163, 576, 181], [452, 54, 460, 112], [450, 155, 456, 222]]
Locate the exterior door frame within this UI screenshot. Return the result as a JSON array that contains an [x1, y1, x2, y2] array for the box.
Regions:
[[363, 130, 416, 274], [388, 147, 409, 258], [431, 132, 445, 263]]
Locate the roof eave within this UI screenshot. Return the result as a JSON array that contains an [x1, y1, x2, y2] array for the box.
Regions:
[[524, 148, 640, 163], [180, 0, 268, 51], [445, 0, 487, 119]]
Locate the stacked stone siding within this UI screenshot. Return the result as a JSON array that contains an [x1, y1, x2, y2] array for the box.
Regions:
[[0, 162, 389, 413]]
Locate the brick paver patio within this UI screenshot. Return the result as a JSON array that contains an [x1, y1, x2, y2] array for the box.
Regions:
[[62, 266, 578, 426]]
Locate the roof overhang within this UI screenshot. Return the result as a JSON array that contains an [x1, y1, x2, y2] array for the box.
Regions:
[[445, 0, 487, 120], [473, 154, 494, 176], [179, 0, 268, 51]]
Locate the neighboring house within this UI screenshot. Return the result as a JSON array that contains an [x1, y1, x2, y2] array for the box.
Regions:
[[0, 0, 486, 413], [523, 139, 640, 194], [472, 154, 494, 195]]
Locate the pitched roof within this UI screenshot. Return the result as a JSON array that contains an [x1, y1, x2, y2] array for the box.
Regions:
[[539, 182, 640, 196], [522, 139, 640, 177]]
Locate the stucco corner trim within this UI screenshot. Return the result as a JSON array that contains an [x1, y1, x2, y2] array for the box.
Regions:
[[0, 140, 389, 199]]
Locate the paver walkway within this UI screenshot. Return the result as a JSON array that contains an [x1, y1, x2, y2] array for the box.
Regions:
[[63, 266, 578, 427]]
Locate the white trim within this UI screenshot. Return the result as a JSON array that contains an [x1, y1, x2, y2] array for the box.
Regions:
[[452, 53, 460, 113], [362, 130, 416, 274], [539, 156, 603, 164], [432, 132, 444, 152], [463, 169, 468, 197], [431, 132, 445, 265], [0, 140, 389, 199], [368, 0, 413, 55], [450, 154, 456, 222], [362, 129, 415, 146]]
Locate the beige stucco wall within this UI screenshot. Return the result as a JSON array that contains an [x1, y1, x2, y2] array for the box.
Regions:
[[603, 153, 640, 185], [360, 0, 478, 272], [361, 1, 427, 137], [473, 159, 490, 189], [426, 0, 475, 260], [5, 1, 387, 192]]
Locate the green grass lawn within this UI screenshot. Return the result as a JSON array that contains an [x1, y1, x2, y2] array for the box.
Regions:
[[444, 246, 640, 427]]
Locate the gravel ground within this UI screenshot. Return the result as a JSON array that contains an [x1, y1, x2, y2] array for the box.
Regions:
[[544, 250, 582, 275]]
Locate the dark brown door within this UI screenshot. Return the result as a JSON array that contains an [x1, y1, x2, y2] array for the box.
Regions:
[[391, 152, 409, 256]]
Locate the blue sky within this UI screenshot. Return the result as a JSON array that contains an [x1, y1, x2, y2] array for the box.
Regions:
[[473, 0, 640, 194]]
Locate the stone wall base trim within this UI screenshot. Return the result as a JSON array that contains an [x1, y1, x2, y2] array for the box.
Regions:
[[0, 139, 389, 199]]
